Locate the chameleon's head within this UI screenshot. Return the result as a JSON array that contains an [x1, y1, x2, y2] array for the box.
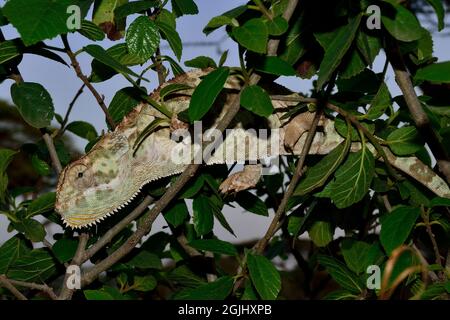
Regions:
[[55, 133, 134, 228]]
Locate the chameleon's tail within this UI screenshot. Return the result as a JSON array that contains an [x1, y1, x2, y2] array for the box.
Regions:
[[383, 147, 450, 199]]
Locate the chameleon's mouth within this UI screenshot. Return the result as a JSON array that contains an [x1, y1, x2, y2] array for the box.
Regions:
[[59, 167, 185, 229], [60, 188, 142, 229]]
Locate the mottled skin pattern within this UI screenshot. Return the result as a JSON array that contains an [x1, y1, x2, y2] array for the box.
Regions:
[[55, 69, 450, 228]]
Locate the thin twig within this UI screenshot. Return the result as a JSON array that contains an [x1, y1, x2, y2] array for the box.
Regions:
[[254, 109, 323, 254], [58, 233, 89, 300], [61, 35, 116, 130], [42, 133, 63, 174], [420, 207, 444, 277], [5, 278, 58, 300], [0, 275, 27, 300], [56, 84, 85, 138]]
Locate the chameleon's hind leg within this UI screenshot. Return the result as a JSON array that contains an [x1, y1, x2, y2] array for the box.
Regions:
[[219, 164, 262, 194], [283, 112, 326, 151]]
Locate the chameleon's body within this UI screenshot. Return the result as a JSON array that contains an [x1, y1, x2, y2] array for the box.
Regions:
[[55, 69, 450, 228]]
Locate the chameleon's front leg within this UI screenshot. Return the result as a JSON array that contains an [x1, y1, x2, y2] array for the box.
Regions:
[[283, 111, 326, 151]]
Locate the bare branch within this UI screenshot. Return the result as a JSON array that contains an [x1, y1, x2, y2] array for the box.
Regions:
[[0, 275, 27, 300], [5, 278, 58, 300], [42, 133, 63, 174], [386, 41, 450, 182], [254, 109, 323, 254]]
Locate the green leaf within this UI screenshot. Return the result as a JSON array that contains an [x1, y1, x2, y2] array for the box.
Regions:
[[175, 276, 234, 300], [317, 149, 375, 208], [188, 67, 229, 122], [52, 238, 78, 263], [31, 154, 51, 176], [425, 0, 445, 31], [78, 20, 105, 41], [317, 255, 364, 294], [156, 9, 176, 29], [133, 275, 157, 292], [341, 239, 372, 274], [156, 21, 182, 60], [14, 219, 46, 242], [185, 56, 217, 69], [380, 206, 420, 254], [84, 44, 141, 79], [387, 126, 422, 156], [27, 192, 55, 218], [203, 5, 246, 35], [11, 82, 55, 128], [295, 141, 350, 196], [84, 290, 114, 300], [126, 16, 160, 62], [0, 236, 30, 274], [253, 56, 296, 76], [235, 191, 269, 216], [188, 239, 237, 256], [430, 197, 450, 207], [265, 16, 288, 36], [3, 0, 72, 46], [247, 253, 281, 300], [232, 18, 268, 54], [127, 251, 162, 269], [339, 49, 366, 80], [193, 195, 214, 236], [160, 83, 192, 101], [163, 200, 189, 227], [168, 265, 206, 288], [415, 61, 450, 84], [108, 87, 142, 124], [366, 82, 391, 120], [356, 31, 381, 67], [315, 14, 362, 89], [171, 0, 199, 17], [381, 4, 423, 42], [7, 249, 56, 282], [240, 85, 274, 117], [114, 0, 158, 19], [309, 221, 334, 247], [279, 16, 306, 65], [0, 148, 17, 202], [0, 39, 22, 65], [161, 55, 185, 76], [66, 121, 98, 142]]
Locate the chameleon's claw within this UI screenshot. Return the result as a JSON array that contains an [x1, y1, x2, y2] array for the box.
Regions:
[[219, 164, 262, 194]]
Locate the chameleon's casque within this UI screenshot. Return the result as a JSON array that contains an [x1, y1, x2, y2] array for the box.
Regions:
[[55, 69, 450, 228]]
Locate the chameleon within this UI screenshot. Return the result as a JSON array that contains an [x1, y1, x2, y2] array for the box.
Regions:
[[55, 69, 450, 228]]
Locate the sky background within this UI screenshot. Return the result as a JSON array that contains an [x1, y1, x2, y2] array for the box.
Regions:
[[0, 0, 449, 246]]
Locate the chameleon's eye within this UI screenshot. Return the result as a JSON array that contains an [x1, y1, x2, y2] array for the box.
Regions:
[[70, 164, 88, 181]]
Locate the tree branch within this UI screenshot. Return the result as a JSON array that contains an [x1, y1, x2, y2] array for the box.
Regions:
[[42, 133, 63, 174], [4, 278, 58, 300], [254, 109, 323, 254], [61, 35, 116, 130], [0, 275, 27, 300], [58, 233, 89, 300], [385, 41, 450, 182]]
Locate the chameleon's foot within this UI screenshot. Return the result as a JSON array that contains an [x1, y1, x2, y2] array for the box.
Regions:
[[283, 112, 325, 151], [219, 164, 262, 194]]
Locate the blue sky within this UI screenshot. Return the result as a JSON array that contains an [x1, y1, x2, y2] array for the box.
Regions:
[[0, 0, 449, 243]]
